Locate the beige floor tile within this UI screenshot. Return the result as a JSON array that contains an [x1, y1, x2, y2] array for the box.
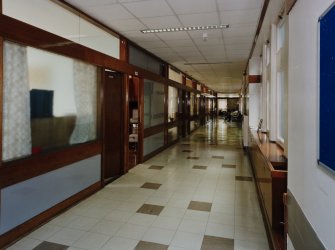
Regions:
[[72, 232, 110, 249], [142, 227, 176, 245], [101, 236, 139, 250], [116, 223, 148, 240], [170, 231, 204, 250]]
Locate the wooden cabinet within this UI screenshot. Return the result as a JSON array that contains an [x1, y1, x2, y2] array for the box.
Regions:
[[248, 130, 287, 250]]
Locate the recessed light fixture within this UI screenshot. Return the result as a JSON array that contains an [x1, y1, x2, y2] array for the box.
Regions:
[[141, 24, 229, 34]]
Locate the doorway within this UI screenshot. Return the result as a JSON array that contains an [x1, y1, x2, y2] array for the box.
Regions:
[[102, 70, 124, 184]]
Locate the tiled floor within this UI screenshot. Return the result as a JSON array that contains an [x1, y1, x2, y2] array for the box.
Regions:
[[8, 120, 269, 250]]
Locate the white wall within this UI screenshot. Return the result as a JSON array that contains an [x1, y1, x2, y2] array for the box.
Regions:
[[248, 83, 261, 128], [248, 57, 262, 128], [3, 0, 120, 59], [288, 0, 335, 249]]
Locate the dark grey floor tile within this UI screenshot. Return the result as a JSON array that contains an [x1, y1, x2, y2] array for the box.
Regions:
[[193, 165, 208, 170], [148, 165, 164, 170], [33, 241, 68, 250], [188, 201, 212, 212], [135, 241, 168, 250], [235, 176, 253, 181], [201, 235, 234, 250], [141, 182, 162, 190], [137, 204, 164, 215]]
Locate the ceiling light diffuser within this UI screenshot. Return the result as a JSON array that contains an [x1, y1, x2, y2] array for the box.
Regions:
[[141, 24, 229, 34]]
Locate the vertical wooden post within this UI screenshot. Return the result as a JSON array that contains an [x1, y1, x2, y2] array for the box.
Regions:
[[138, 78, 144, 163], [119, 37, 128, 62]]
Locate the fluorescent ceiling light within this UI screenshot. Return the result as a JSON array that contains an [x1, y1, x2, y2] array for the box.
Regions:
[[141, 24, 229, 34]]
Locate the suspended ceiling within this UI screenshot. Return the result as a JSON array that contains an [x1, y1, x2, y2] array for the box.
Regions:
[[65, 0, 264, 93]]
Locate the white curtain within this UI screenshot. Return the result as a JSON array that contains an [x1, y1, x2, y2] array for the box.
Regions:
[[70, 60, 97, 144], [3, 41, 31, 161]]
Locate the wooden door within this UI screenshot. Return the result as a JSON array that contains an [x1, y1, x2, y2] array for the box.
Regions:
[[102, 70, 124, 184]]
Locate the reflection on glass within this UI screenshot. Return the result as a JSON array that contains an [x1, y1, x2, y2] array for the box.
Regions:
[[168, 127, 178, 142], [129, 45, 162, 75], [196, 94, 200, 115], [190, 93, 195, 116], [190, 121, 199, 132], [3, 42, 97, 161], [144, 80, 165, 128], [143, 132, 164, 156], [168, 86, 178, 122]]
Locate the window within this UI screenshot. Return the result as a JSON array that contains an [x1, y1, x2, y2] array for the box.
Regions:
[[276, 19, 287, 144], [129, 46, 164, 76], [144, 80, 165, 128], [168, 86, 178, 122], [277, 72, 286, 142], [2, 42, 98, 161]]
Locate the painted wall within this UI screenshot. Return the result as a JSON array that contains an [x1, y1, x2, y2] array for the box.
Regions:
[[248, 57, 262, 128], [248, 83, 261, 129], [288, 0, 335, 249], [0, 155, 101, 234], [3, 0, 120, 59]]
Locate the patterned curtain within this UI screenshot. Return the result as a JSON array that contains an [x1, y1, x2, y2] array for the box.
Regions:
[[2, 41, 31, 161], [70, 60, 97, 144]]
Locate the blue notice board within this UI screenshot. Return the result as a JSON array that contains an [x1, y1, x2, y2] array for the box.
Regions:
[[319, 4, 335, 173]]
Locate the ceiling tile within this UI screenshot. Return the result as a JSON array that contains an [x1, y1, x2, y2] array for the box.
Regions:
[[164, 39, 193, 47], [141, 16, 182, 29], [66, 0, 118, 7], [225, 43, 252, 50], [224, 26, 257, 37], [188, 29, 223, 39], [173, 46, 198, 53], [119, 0, 150, 2], [156, 31, 190, 41], [109, 18, 146, 32], [150, 47, 174, 54], [178, 12, 220, 26], [220, 9, 261, 24], [84, 4, 133, 21], [167, 0, 217, 14], [223, 35, 253, 45], [122, 0, 174, 18], [217, 0, 263, 11], [63, 0, 264, 93], [194, 37, 224, 46], [185, 56, 207, 62], [121, 31, 160, 41], [137, 40, 168, 49]]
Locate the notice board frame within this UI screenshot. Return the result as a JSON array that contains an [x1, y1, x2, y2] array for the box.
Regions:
[[318, 2, 335, 174]]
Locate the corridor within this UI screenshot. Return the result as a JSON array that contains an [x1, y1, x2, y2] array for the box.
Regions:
[[8, 120, 268, 250]]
